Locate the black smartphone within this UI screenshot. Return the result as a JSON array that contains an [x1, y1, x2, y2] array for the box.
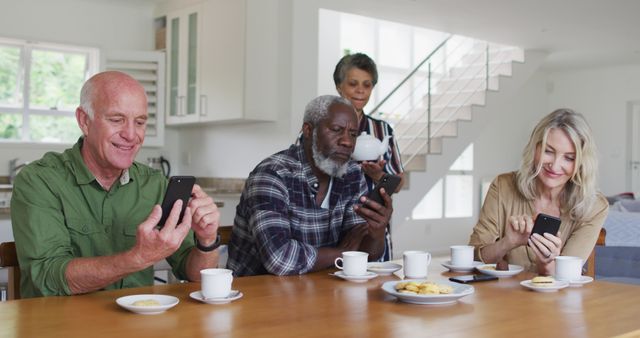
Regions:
[[531, 213, 561, 237], [157, 176, 196, 229], [449, 274, 498, 284], [366, 174, 401, 206]]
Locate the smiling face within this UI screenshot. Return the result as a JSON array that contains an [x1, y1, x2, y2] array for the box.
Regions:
[[336, 67, 374, 114], [77, 72, 148, 183], [534, 128, 577, 193], [306, 102, 359, 177]]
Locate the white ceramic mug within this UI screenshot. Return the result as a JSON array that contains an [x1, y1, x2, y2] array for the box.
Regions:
[[403, 251, 432, 279], [334, 251, 368, 276], [450, 245, 474, 266], [201, 268, 233, 299], [555, 256, 583, 281]]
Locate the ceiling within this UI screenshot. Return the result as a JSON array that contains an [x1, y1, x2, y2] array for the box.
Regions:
[[323, 0, 640, 70], [126, 0, 640, 71]]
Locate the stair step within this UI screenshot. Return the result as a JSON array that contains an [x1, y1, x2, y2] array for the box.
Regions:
[[449, 62, 512, 78], [385, 105, 473, 128], [398, 136, 443, 155], [394, 120, 458, 138], [461, 48, 525, 64], [430, 90, 485, 107], [436, 76, 500, 92], [402, 154, 426, 172]]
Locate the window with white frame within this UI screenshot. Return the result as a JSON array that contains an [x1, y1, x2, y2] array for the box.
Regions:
[[335, 11, 448, 114], [412, 143, 474, 219], [0, 37, 99, 143]]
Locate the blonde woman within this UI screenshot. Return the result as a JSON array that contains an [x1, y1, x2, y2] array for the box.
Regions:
[[469, 109, 609, 275]]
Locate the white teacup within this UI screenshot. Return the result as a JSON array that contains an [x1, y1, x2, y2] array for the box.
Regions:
[[201, 268, 233, 299], [450, 245, 474, 267], [555, 256, 583, 281], [334, 251, 368, 276], [403, 250, 432, 279]]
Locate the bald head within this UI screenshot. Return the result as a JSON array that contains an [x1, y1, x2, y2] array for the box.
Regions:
[[79, 71, 147, 119]]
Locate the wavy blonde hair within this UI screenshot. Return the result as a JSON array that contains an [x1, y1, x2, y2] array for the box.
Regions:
[[516, 108, 598, 222]]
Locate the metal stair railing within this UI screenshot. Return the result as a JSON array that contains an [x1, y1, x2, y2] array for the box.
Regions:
[[368, 35, 522, 168], [401, 47, 516, 167]]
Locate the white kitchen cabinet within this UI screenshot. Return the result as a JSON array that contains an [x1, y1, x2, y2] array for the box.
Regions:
[[165, 4, 201, 125], [164, 0, 269, 125]]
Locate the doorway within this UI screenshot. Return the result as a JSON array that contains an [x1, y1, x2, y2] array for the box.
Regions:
[[627, 101, 640, 196]]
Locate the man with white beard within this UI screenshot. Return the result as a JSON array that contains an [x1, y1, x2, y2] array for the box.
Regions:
[[228, 95, 393, 276]]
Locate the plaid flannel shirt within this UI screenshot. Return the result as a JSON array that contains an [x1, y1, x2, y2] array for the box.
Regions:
[[227, 144, 367, 276]]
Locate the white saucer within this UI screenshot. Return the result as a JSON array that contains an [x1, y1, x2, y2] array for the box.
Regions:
[[367, 262, 402, 275], [332, 271, 378, 283], [568, 276, 594, 287], [190, 290, 243, 304], [441, 260, 483, 273], [520, 279, 569, 292], [116, 294, 179, 315], [476, 264, 524, 277]]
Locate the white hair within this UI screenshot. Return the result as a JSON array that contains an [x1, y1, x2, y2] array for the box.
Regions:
[[303, 95, 352, 126]]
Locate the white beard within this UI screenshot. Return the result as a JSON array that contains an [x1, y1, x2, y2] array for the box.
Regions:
[[311, 129, 349, 178]]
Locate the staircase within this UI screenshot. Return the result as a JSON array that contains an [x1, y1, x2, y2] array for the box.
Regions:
[[367, 35, 547, 241]]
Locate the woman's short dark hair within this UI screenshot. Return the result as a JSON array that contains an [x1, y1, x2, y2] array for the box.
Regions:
[[333, 53, 378, 87]]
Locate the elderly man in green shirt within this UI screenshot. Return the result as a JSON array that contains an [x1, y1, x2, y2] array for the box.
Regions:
[[11, 71, 221, 298]]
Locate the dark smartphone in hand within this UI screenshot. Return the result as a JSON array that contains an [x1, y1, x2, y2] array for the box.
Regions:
[[531, 213, 561, 237], [449, 274, 498, 284], [157, 176, 196, 229], [366, 174, 401, 206]]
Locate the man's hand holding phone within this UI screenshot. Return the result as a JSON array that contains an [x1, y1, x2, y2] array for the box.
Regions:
[[131, 200, 193, 268], [188, 184, 221, 248], [355, 186, 394, 239]]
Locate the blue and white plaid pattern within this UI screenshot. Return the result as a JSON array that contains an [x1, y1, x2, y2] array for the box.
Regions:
[[228, 144, 367, 276]]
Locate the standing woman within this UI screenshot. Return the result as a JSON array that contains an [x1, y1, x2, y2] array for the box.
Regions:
[[468, 109, 608, 275], [334, 53, 405, 261]]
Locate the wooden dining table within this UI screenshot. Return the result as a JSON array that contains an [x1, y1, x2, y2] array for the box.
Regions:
[[1, 258, 639, 338]]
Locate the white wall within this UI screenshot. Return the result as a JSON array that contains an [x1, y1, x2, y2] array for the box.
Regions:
[[547, 64, 640, 195]]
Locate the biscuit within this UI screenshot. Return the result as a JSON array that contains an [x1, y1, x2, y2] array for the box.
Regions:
[[131, 299, 161, 307], [531, 276, 555, 286]]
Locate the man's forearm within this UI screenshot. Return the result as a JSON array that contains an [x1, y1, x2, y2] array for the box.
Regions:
[[184, 247, 220, 281], [359, 234, 385, 261], [65, 250, 148, 295], [312, 247, 343, 272]]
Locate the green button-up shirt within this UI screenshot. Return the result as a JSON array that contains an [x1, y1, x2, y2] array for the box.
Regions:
[[10, 139, 194, 298]]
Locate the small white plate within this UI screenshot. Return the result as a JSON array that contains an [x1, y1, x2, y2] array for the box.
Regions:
[[520, 279, 569, 292], [332, 271, 378, 283], [441, 260, 483, 273], [190, 290, 243, 304], [568, 276, 594, 287], [367, 262, 402, 275], [116, 294, 179, 315], [381, 280, 475, 305], [476, 264, 524, 277]]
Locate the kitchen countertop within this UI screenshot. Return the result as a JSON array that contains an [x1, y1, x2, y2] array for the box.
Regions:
[[0, 176, 248, 215]]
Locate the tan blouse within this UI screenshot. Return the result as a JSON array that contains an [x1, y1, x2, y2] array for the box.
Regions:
[[468, 172, 609, 272]]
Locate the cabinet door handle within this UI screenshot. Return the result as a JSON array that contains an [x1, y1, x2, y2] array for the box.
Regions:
[[200, 95, 207, 117], [178, 96, 185, 116]]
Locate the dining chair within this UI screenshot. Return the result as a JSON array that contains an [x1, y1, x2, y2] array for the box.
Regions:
[[585, 228, 606, 278], [0, 241, 20, 300]]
